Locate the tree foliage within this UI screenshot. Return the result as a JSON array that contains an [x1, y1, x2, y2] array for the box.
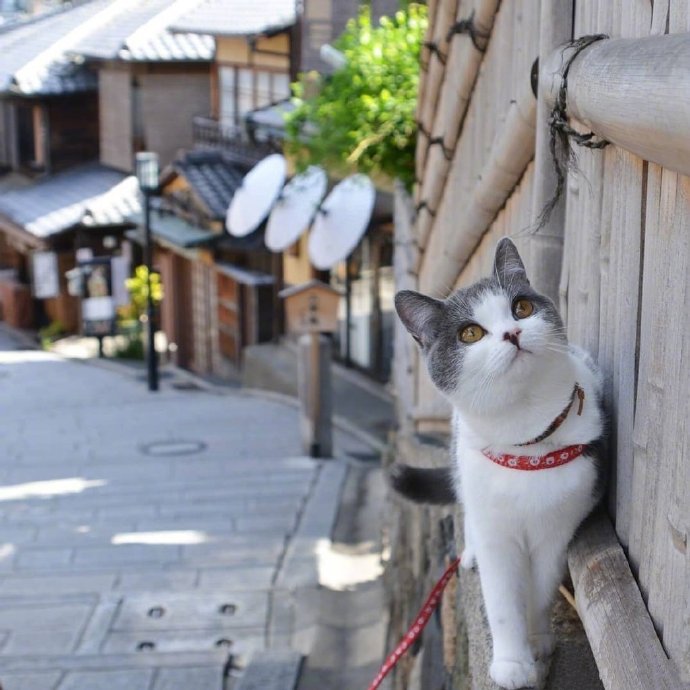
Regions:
[[285, 4, 427, 190], [124, 265, 163, 321]]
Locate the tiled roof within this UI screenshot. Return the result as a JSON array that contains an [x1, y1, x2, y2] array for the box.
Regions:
[[71, 0, 214, 62], [0, 0, 111, 95], [0, 0, 215, 93], [126, 210, 215, 248], [0, 164, 140, 238], [172, 150, 245, 220], [171, 0, 297, 37]]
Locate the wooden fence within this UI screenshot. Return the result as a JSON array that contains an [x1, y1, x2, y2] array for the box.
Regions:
[[394, 0, 690, 686]]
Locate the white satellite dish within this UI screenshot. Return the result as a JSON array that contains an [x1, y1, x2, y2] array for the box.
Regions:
[[226, 153, 286, 237], [265, 166, 328, 252], [308, 173, 375, 270]]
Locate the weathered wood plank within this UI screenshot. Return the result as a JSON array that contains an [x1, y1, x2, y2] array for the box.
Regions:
[[526, 0, 573, 303], [637, 168, 689, 676], [393, 183, 420, 434], [568, 512, 684, 690], [604, 150, 644, 548], [669, 0, 690, 32]]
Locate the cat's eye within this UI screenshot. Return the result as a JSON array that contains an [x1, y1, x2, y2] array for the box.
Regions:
[[513, 299, 534, 319], [458, 324, 485, 343]]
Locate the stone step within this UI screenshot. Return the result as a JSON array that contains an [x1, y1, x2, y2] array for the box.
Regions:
[[235, 651, 303, 690]]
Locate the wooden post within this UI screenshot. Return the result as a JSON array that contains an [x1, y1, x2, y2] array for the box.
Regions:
[[281, 281, 339, 458], [418, 81, 536, 295], [527, 0, 573, 303], [297, 332, 333, 458], [541, 33, 690, 178]]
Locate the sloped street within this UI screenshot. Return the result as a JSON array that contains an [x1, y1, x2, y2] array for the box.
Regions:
[[0, 327, 381, 690]]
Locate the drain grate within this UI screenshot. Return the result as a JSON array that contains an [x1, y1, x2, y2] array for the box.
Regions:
[[140, 440, 207, 457]]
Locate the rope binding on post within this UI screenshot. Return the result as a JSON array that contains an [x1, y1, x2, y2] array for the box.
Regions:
[[534, 33, 610, 232]]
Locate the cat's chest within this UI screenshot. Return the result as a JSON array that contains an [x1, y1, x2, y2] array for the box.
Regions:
[[456, 446, 597, 514]]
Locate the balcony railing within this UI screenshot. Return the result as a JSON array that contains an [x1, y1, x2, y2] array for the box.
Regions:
[[192, 116, 279, 168]]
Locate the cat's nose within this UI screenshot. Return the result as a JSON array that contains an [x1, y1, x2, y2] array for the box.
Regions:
[[503, 328, 522, 347]]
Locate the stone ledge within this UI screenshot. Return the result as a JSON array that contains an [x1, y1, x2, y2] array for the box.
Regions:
[[235, 650, 303, 690]]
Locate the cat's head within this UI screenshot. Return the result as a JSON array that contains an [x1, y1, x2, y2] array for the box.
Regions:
[[395, 238, 566, 412]]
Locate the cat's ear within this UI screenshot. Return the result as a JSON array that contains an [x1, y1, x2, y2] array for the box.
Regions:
[[493, 237, 530, 286], [395, 290, 444, 347]]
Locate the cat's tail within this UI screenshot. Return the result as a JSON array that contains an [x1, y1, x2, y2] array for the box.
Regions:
[[389, 464, 456, 505]]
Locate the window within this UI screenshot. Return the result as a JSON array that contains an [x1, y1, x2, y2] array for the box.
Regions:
[[218, 65, 292, 128]]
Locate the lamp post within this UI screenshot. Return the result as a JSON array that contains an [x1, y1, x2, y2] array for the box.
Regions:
[[135, 151, 159, 392]]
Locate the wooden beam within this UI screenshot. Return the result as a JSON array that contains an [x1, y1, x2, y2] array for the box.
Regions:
[[418, 81, 536, 296], [414, 0, 501, 213], [568, 511, 685, 690], [414, 0, 458, 201], [0, 217, 47, 252], [542, 33, 690, 177]]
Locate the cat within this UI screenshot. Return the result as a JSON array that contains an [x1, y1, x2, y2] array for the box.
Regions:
[[393, 238, 605, 690]]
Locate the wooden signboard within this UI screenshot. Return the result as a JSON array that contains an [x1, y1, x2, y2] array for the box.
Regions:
[[279, 280, 341, 334]]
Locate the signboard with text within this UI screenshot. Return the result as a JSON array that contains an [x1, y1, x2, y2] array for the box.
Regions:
[[79, 258, 115, 337], [31, 251, 60, 299]]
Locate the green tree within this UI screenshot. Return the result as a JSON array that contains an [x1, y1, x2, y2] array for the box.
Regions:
[[285, 4, 427, 190], [124, 265, 163, 321]]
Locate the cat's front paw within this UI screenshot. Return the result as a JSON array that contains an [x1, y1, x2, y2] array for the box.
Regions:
[[460, 547, 476, 569], [530, 632, 555, 660], [490, 659, 538, 689]]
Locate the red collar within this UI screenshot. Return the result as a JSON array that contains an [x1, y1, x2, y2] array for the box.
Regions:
[[482, 443, 586, 471], [516, 383, 585, 446]]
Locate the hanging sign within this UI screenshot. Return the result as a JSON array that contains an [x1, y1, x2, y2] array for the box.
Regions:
[[79, 258, 115, 337], [31, 251, 60, 299]]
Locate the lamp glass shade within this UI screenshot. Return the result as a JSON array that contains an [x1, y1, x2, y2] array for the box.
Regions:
[[135, 152, 159, 191]]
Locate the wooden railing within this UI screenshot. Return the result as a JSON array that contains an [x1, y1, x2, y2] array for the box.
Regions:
[[192, 116, 278, 168]]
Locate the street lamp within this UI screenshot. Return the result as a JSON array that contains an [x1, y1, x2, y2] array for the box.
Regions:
[[135, 151, 159, 392]]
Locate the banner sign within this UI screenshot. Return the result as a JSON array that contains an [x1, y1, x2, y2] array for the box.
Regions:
[[31, 251, 60, 299], [79, 258, 115, 337]]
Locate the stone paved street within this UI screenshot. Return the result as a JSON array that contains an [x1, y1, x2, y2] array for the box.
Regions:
[[0, 326, 373, 689]]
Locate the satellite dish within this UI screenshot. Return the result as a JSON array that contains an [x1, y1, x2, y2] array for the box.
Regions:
[[265, 166, 327, 252], [308, 174, 375, 270], [226, 153, 286, 237]]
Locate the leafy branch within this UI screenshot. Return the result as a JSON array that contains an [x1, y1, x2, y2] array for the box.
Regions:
[[284, 4, 427, 190]]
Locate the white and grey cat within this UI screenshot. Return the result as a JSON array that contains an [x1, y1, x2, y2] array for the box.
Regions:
[[393, 238, 605, 690]]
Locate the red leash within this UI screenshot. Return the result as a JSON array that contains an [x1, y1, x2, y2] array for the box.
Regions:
[[367, 556, 461, 690]]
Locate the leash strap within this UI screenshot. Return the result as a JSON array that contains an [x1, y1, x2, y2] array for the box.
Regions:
[[367, 557, 461, 690]]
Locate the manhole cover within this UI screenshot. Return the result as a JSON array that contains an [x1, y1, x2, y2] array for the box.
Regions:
[[140, 440, 207, 457]]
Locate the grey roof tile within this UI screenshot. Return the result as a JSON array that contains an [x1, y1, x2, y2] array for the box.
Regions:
[[126, 210, 216, 248], [71, 0, 214, 62], [0, 0, 214, 93], [170, 0, 297, 37], [0, 0, 110, 95], [0, 163, 141, 238], [173, 150, 244, 220]]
